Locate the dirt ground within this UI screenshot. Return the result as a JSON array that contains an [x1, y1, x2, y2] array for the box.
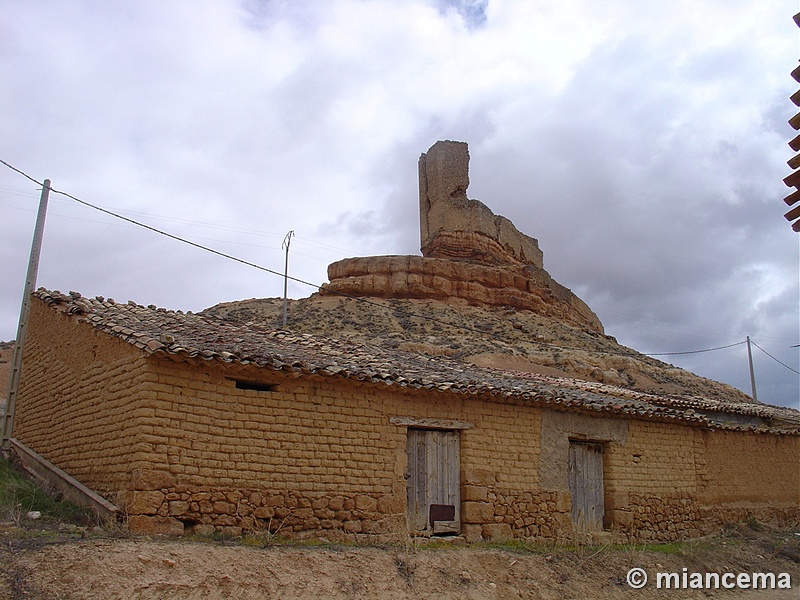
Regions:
[[1, 522, 798, 599]]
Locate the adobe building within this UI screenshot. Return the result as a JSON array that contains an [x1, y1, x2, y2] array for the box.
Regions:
[[5, 142, 800, 542]]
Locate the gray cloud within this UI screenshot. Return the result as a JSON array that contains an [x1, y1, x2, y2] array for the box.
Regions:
[[2, 0, 797, 406]]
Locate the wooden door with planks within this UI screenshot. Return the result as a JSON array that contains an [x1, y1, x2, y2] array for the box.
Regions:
[[568, 441, 604, 532], [406, 429, 460, 535]]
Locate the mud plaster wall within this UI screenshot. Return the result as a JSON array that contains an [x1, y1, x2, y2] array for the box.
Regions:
[[539, 410, 629, 491], [696, 428, 799, 505]]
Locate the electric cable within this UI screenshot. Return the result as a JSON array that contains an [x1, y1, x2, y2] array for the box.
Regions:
[[750, 339, 800, 375], [0, 158, 783, 364], [642, 340, 747, 356]]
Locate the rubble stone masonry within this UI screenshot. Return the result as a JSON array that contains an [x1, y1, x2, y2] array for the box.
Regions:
[[13, 299, 800, 541]]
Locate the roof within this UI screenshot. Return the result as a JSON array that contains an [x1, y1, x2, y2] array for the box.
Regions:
[[32, 289, 800, 434]]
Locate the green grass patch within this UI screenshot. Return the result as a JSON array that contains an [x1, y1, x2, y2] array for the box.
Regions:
[[0, 455, 91, 525]]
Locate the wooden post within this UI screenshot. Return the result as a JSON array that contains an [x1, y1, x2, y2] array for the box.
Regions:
[[2, 179, 50, 448], [281, 230, 294, 328], [746, 336, 758, 402]]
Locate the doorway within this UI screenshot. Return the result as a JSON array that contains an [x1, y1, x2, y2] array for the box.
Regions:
[[405, 428, 460, 535], [568, 440, 604, 532]]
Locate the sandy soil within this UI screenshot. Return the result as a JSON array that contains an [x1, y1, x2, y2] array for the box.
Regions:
[[1, 523, 798, 599]]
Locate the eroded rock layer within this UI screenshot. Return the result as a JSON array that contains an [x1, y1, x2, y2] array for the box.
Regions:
[[321, 255, 604, 334]]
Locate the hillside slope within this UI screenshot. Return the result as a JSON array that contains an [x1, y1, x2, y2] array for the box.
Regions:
[[204, 294, 755, 405]]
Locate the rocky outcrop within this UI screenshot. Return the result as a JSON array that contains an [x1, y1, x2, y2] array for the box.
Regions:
[[321, 255, 603, 334], [321, 140, 603, 334], [419, 140, 543, 268]]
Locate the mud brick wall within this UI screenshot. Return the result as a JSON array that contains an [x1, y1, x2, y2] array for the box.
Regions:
[[13, 299, 799, 541], [120, 358, 547, 536], [14, 300, 150, 492], [695, 428, 799, 506], [602, 420, 698, 540], [601, 420, 799, 541]]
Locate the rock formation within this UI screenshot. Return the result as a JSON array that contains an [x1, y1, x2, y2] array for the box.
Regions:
[[419, 140, 543, 268], [321, 141, 603, 334]]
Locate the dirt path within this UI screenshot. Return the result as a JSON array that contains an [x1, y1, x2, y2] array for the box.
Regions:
[[2, 527, 798, 599]]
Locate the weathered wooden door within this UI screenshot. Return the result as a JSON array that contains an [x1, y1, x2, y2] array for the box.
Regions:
[[406, 429, 460, 535], [568, 441, 604, 532]]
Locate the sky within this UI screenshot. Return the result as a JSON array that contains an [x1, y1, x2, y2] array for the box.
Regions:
[[2, 0, 798, 408]]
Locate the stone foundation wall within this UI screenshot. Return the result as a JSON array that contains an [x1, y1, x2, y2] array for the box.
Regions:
[[122, 486, 405, 539]]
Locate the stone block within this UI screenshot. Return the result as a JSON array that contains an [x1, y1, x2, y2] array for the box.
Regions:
[[462, 501, 494, 524], [187, 523, 215, 536], [120, 491, 165, 515], [481, 523, 513, 542], [294, 508, 314, 519], [254, 506, 275, 519], [462, 485, 488, 502], [605, 493, 630, 511], [461, 468, 496, 486], [168, 500, 190, 516], [128, 515, 184, 535], [213, 501, 236, 515], [606, 509, 633, 529], [461, 524, 483, 543], [343, 520, 362, 533], [320, 519, 344, 530], [377, 496, 403, 514], [129, 469, 175, 491], [314, 508, 335, 520], [355, 495, 377, 512]]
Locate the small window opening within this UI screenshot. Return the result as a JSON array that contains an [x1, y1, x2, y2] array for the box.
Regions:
[[234, 380, 278, 392]]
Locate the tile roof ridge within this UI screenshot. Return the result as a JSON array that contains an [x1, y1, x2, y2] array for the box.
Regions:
[[29, 288, 800, 434]]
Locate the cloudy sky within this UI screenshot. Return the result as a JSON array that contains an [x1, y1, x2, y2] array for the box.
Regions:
[[2, 0, 798, 408]]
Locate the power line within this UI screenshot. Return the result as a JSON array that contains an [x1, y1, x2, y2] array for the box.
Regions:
[[0, 158, 784, 365], [1, 161, 538, 344], [750, 339, 800, 375], [642, 340, 747, 356]]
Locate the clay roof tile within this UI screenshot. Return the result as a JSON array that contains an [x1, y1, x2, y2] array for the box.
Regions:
[[29, 288, 800, 434]]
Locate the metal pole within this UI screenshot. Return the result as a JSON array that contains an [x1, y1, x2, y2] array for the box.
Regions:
[[281, 230, 294, 328], [2, 179, 51, 448], [746, 336, 758, 402]]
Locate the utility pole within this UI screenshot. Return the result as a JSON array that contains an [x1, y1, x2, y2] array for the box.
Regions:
[[746, 336, 758, 402], [281, 230, 294, 328], [2, 179, 51, 449]]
